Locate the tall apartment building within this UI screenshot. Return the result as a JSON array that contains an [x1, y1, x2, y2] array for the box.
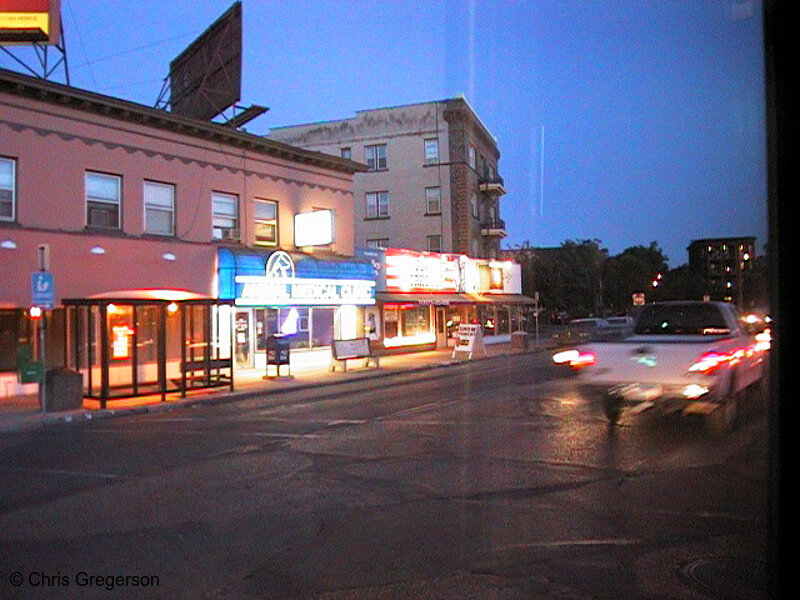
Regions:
[[687, 237, 757, 306], [269, 97, 507, 258]]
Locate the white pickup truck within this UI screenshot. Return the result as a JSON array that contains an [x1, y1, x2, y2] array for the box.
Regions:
[[555, 301, 769, 432]]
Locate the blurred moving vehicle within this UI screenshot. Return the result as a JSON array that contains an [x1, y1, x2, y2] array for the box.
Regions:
[[554, 301, 768, 433]]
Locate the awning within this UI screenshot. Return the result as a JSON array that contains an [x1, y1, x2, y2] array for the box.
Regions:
[[464, 293, 538, 305], [376, 292, 475, 305], [375, 292, 536, 305]]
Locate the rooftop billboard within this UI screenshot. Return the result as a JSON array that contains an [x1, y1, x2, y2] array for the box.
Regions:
[[169, 1, 242, 121], [0, 0, 60, 44]]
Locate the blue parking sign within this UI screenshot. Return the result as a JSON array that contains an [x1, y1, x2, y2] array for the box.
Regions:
[[31, 271, 55, 309]]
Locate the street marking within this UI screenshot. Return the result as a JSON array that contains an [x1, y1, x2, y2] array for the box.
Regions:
[[0, 465, 119, 479]]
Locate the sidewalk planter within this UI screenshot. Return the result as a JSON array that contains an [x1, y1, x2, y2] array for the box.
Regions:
[[44, 368, 83, 412], [511, 331, 530, 351]]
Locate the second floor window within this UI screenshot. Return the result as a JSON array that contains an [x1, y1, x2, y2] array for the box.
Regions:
[[366, 191, 389, 218], [86, 171, 121, 229], [144, 181, 175, 235], [254, 199, 278, 246], [366, 238, 389, 249], [0, 157, 15, 222], [425, 186, 441, 214], [340, 147, 351, 160], [427, 234, 442, 253], [212, 192, 239, 241], [365, 144, 387, 171], [424, 139, 439, 165]]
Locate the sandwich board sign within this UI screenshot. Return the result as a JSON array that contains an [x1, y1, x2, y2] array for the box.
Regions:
[[452, 323, 486, 359]]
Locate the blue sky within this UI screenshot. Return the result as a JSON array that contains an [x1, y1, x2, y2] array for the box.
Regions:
[[1, 0, 767, 266]]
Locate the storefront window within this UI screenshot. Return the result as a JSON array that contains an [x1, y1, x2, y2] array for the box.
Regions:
[[403, 306, 430, 337], [253, 307, 333, 350], [497, 306, 510, 335], [312, 309, 334, 347], [384, 306, 399, 339], [478, 305, 495, 335], [254, 309, 278, 352]]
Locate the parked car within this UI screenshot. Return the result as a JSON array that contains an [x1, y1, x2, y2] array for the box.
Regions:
[[604, 315, 635, 339], [552, 317, 610, 344]]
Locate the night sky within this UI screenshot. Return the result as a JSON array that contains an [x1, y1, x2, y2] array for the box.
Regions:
[[1, 0, 767, 267]]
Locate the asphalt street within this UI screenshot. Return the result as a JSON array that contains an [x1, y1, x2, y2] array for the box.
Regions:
[[0, 353, 771, 599]]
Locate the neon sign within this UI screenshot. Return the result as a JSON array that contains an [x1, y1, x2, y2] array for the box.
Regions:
[[235, 251, 375, 306]]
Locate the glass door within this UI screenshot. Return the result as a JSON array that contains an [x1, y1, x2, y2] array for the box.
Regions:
[[234, 309, 253, 368]]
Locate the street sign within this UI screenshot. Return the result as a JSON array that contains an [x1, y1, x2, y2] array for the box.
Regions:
[[31, 271, 55, 309]]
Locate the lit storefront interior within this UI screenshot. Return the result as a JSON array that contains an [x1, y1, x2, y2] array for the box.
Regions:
[[217, 248, 376, 369], [360, 247, 534, 352], [63, 291, 234, 408]]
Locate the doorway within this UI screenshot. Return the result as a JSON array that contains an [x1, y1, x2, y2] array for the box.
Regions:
[[435, 306, 448, 348], [234, 309, 253, 368]]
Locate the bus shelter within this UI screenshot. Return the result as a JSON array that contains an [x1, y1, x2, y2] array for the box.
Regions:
[[63, 290, 234, 408]]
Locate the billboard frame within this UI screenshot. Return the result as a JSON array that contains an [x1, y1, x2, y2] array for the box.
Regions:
[[167, 1, 242, 121]]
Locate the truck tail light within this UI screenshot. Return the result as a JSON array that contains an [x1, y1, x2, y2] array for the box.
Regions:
[[552, 349, 596, 369], [689, 348, 745, 375], [570, 351, 596, 369]]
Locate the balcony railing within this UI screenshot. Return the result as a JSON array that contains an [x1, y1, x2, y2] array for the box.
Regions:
[[480, 218, 507, 237], [478, 174, 505, 195]]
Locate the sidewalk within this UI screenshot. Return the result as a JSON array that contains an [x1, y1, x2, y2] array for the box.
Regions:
[[0, 339, 553, 434]]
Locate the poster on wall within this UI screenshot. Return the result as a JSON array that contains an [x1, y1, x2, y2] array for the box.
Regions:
[[363, 306, 381, 341]]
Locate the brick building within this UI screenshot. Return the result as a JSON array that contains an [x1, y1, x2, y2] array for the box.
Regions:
[[269, 97, 507, 258]]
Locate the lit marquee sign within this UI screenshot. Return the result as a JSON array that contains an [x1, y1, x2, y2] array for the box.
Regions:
[[383, 248, 522, 295], [385, 248, 462, 293], [234, 251, 375, 306]]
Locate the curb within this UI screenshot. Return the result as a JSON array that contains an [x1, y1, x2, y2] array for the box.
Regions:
[[1, 346, 551, 435]]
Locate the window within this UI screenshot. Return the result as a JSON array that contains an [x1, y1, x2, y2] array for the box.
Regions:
[[366, 238, 389, 249], [0, 157, 15, 222], [425, 186, 441, 214], [470, 193, 478, 218], [424, 139, 439, 165], [86, 171, 121, 229], [365, 144, 387, 171], [340, 147, 351, 160], [468, 145, 476, 169], [143, 181, 175, 235], [366, 191, 389, 218], [254, 199, 278, 246], [212, 192, 239, 240], [427, 234, 442, 253]]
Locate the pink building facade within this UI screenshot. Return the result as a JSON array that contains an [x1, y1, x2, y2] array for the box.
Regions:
[[0, 67, 371, 400]]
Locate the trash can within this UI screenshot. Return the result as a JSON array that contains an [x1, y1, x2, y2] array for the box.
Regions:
[[44, 368, 83, 412], [511, 330, 530, 351]]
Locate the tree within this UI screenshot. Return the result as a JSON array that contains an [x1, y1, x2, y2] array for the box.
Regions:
[[602, 242, 669, 312], [656, 264, 707, 301]]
